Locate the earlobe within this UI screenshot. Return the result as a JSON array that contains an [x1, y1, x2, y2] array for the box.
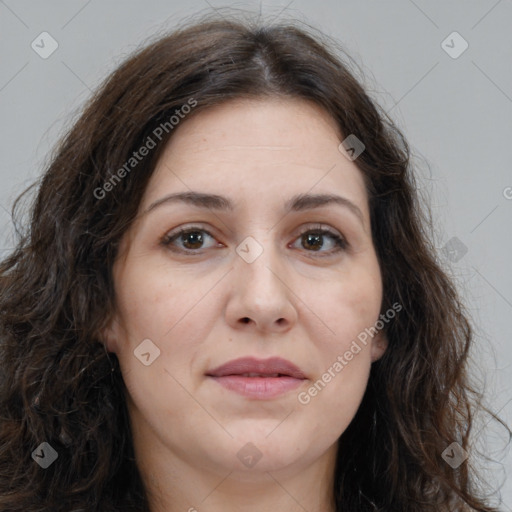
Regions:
[[99, 318, 120, 354], [370, 332, 388, 362]]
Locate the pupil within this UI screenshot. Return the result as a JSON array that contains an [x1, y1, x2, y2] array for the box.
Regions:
[[304, 233, 322, 251], [183, 232, 203, 249]]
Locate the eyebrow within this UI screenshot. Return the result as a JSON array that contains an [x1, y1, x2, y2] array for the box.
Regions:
[[144, 191, 364, 224]]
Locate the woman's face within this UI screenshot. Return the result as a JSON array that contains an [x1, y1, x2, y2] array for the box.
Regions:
[[105, 97, 386, 483]]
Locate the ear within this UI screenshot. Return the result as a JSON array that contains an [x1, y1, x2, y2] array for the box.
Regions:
[[370, 331, 388, 362], [99, 316, 121, 354]]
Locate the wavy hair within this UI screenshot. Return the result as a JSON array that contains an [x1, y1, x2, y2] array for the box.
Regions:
[[0, 13, 506, 512]]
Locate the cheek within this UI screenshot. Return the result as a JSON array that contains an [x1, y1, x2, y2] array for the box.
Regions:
[[298, 357, 371, 446], [113, 258, 201, 343], [112, 258, 222, 382], [297, 260, 381, 427], [298, 290, 377, 442], [113, 262, 221, 441], [316, 259, 382, 350]]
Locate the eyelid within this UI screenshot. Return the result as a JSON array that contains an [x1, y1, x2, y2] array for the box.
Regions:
[[294, 222, 343, 238]]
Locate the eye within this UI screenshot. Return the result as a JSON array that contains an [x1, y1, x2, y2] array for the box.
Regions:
[[290, 224, 347, 256], [161, 223, 348, 257], [161, 226, 221, 254]]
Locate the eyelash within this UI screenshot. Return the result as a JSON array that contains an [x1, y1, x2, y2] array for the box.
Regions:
[[160, 224, 348, 257]]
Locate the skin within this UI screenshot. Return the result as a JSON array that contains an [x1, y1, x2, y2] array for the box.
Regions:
[[103, 97, 387, 512]]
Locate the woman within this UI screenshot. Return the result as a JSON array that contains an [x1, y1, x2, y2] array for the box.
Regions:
[[0, 14, 506, 512]]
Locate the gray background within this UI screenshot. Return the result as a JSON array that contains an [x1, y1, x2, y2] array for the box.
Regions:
[[1, 0, 511, 507]]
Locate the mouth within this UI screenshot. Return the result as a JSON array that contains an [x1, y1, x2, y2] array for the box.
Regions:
[[205, 357, 307, 399]]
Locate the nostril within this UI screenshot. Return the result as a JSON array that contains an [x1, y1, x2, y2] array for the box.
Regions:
[[241, 317, 251, 324]]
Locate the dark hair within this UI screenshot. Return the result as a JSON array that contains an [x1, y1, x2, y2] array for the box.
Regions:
[[0, 13, 507, 512]]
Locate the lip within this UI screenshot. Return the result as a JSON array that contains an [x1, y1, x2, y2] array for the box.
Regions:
[[206, 357, 307, 399]]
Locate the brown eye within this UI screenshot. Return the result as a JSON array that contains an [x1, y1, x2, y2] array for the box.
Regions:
[[179, 231, 205, 250], [302, 232, 324, 251], [161, 226, 218, 253], [292, 226, 347, 256]]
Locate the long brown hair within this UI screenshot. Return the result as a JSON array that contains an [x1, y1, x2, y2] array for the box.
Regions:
[[0, 14, 507, 511]]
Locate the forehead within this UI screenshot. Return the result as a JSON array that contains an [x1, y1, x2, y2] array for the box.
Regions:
[[142, 97, 368, 217]]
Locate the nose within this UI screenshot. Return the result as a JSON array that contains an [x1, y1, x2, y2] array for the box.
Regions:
[[225, 237, 298, 334]]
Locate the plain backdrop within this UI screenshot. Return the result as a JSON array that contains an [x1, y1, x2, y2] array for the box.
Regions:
[[1, 0, 511, 507]]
